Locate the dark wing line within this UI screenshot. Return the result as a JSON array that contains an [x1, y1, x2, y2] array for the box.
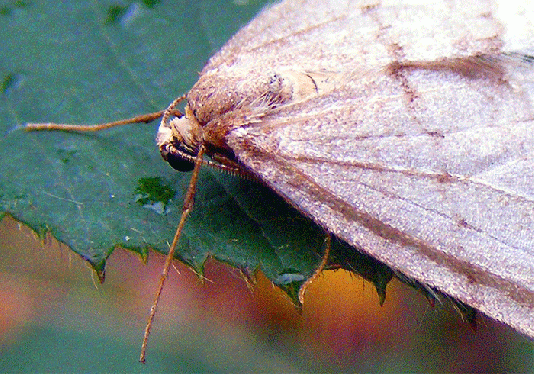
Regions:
[[282, 115, 534, 143], [484, 50, 534, 70], [279, 154, 461, 180], [275, 153, 534, 204], [246, 144, 534, 306], [242, 70, 530, 138]]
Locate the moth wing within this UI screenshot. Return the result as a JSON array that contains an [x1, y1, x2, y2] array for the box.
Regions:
[[198, 0, 534, 336], [227, 55, 534, 337], [202, 0, 533, 76]]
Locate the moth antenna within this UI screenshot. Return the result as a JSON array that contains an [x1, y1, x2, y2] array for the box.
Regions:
[[298, 234, 332, 304], [161, 94, 187, 128], [24, 109, 183, 133], [139, 142, 206, 364]]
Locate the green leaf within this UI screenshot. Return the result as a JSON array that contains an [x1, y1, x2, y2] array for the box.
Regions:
[[0, 0, 462, 313]]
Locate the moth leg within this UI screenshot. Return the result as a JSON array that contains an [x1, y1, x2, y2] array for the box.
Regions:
[[298, 234, 332, 304], [140, 143, 206, 364]]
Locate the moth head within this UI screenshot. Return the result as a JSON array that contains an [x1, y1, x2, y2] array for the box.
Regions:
[[156, 105, 202, 172]]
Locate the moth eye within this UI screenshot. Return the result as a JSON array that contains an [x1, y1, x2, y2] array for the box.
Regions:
[[166, 154, 194, 172], [159, 143, 195, 172]]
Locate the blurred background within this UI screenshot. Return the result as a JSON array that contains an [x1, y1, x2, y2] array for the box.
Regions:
[[1, 215, 532, 373]]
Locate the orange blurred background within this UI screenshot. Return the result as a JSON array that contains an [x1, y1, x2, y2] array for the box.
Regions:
[[1, 215, 532, 372]]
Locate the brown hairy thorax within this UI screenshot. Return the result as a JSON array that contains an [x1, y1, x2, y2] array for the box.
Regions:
[[156, 69, 338, 173]]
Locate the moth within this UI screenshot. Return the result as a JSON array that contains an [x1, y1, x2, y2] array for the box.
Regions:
[[27, 0, 534, 363]]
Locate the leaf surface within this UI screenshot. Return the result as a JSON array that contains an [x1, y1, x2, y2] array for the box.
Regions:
[[0, 0, 369, 292]]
